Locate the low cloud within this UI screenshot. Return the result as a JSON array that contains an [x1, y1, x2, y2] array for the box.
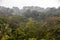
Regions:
[[0, 0, 2, 2], [0, 0, 2, 4], [58, 0, 60, 2]]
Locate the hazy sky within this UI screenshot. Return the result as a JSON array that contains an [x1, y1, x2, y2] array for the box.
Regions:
[[0, 0, 60, 9]]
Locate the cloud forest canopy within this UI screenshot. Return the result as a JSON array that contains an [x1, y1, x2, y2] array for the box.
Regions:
[[0, 6, 60, 40]]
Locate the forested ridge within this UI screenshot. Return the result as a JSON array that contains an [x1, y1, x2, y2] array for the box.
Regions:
[[0, 6, 60, 40]]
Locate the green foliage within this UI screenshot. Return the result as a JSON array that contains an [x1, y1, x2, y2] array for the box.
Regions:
[[0, 9, 60, 40]]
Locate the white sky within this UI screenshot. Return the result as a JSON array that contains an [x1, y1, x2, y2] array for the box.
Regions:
[[0, 0, 60, 9]]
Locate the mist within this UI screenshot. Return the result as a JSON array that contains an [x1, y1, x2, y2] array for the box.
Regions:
[[0, 0, 60, 9]]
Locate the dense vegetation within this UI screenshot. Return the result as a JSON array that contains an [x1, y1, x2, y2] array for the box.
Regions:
[[0, 6, 60, 40]]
